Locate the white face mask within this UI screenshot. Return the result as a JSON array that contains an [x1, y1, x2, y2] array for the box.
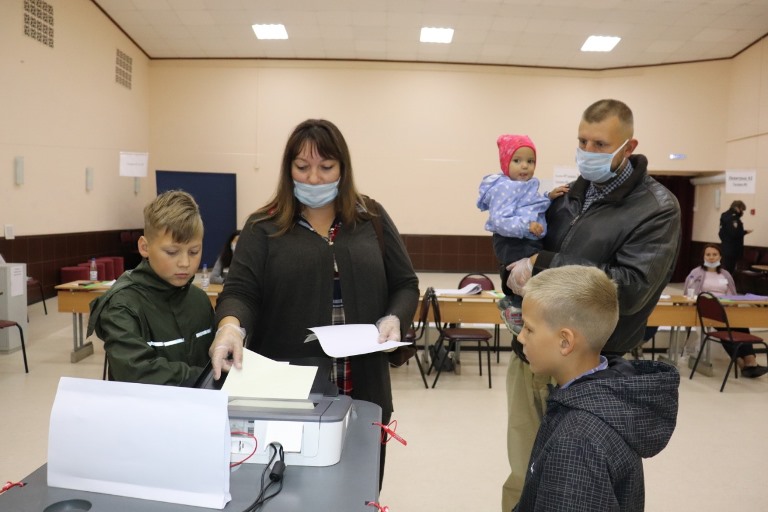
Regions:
[[703, 259, 720, 268], [293, 179, 340, 208], [575, 139, 629, 183]]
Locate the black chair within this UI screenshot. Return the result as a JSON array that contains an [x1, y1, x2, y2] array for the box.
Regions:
[[26, 276, 47, 315], [0, 320, 29, 373], [427, 292, 492, 388], [399, 288, 433, 389], [457, 273, 502, 362], [690, 292, 768, 392]]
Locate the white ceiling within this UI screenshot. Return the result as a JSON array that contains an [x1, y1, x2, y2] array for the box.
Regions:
[[92, 0, 768, 70]]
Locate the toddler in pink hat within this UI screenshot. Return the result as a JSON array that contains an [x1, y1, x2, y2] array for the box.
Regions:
[[477, 134, 568, 334]]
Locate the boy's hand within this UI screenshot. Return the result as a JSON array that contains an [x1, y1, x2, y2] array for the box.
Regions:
[[376, 315, 401, 352], [548, 185, 569, 200], [506, 257, 533, 296], [529, 221, 544, 237], [209, 322, 245, 379]]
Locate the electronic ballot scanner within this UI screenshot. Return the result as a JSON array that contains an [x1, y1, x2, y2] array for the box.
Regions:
[[195, 357, 353, 467]]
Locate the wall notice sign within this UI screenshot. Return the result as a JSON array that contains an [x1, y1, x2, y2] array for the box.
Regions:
[[725, 169, 756, 194], [119, 152, 149, 177], [10, 265, 24, 297]]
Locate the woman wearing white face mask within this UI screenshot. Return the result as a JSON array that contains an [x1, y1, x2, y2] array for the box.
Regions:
[[683, 243, 768, 377], [211, 119, 419, 490], [210, 230, 240, 284]]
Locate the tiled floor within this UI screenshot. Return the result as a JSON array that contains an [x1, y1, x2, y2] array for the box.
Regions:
[[2, 279, 767, 511]]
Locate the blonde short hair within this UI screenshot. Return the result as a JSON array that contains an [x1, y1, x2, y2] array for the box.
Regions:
[[143, 190, 203, 243], [524, 265, 618, 352]]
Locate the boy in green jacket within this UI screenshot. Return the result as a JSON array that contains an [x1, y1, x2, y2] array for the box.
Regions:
[[87, 190, 214, 386]]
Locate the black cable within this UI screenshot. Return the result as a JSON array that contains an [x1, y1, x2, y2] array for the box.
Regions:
[[242, 443, 285, 511]]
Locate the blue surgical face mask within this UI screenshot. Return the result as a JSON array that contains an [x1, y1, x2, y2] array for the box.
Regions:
[[575, 139, 629, 183], [293, 179, 340, 208], [703, 259, 720, 268]]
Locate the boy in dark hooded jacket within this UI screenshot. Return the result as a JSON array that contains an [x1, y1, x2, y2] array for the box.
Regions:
[[87, 191, 214, 386], [513, 265, 679, 512]]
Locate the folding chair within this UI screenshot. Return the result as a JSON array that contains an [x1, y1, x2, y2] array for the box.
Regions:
[[398, 287, 433, 389], [427, 292, 492, 388], [690, 292, 768, 392], [457, 273, 502, 362], [0, 320, 29, 373]]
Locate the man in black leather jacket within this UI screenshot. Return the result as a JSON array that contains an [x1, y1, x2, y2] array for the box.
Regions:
[[500, 99, 682, 511]]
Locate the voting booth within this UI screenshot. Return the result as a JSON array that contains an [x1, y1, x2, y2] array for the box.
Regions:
[[0, 262, 27, 354]]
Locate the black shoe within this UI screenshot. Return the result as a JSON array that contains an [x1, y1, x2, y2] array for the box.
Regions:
[[741, 365, 768, 378]]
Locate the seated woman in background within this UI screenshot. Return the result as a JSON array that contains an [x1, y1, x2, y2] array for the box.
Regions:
[[210, 230, 240, 284], [684, 243, 768, 378]]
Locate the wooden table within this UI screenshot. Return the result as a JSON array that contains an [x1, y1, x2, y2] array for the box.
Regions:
[[417, 292, 768, 374], [752, 264, 768, 272], [55, 280, 222, 362]]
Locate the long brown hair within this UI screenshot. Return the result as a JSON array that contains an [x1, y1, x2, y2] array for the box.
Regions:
[[254, 119, 367, 235]]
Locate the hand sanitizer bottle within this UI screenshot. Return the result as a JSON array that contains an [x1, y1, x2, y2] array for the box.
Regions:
[[89, 258, 98, 281], [201, 264, 209, 289]]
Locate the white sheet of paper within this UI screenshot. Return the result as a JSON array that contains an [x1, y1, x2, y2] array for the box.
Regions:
[[265, 421, 304, 453], [47, 377, 231, 509], [433, 283, 482, 296], [308, 324, 410, 358], [223, 349, 317, 400], [10, 265, 24, 297]]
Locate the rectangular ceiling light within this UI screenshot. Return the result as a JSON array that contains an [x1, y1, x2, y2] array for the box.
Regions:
[[252, 24, 288, 40], [420, 27, 454, 44], [581, 35, 621, 52]]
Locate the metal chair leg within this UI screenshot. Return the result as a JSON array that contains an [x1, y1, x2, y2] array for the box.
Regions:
[[37, 280, 47, 315], [0, 322, 30, 373], [485, 340, 492, 388]]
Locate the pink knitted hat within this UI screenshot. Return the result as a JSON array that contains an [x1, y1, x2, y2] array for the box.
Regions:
[[497, 134, 536, 176]]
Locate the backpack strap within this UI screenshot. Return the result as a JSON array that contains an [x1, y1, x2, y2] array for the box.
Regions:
[[363, 196, 386, 258]]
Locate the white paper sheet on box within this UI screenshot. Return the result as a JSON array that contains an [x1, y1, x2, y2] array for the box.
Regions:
[[47, 377, 231, 509]]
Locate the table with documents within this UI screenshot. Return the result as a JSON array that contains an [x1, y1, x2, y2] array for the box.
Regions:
[[416, 291, 768, 374]]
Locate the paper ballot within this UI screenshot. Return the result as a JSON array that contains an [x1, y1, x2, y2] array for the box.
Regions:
[[223, 349, 318, 400], [308, 324, 411, 358], [48, 377, 231, 509], [433, 283, 483, 296]]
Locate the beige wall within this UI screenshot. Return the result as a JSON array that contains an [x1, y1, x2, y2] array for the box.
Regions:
[[1, 0, 765, 245], [0, 0, 152, 236], [149, 59, 731, 235]]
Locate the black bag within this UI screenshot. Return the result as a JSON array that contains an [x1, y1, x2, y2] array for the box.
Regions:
[[428, 344, 455, 372], [388, 345, 418, 368]]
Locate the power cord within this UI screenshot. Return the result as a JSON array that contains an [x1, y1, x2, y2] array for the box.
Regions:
[[243, 442, 285, 511]]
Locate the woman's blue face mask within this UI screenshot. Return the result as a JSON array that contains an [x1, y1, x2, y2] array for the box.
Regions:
[[575, 139, 629, 183], [293, 179, 340, 208]]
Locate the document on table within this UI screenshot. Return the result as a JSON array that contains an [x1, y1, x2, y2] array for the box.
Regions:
[[718, 293, 768, 301], [433, 283, 482, 295], [306, 323, 410, 358], [223, 349, 317, 400]]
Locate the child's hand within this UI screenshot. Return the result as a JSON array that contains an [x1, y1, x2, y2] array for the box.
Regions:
[[548, 185, 569, 200], [529, 221, 544, 237]]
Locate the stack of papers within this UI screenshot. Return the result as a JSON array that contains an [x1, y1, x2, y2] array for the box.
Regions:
[[718, 293, 768, 301], [433, 283, 483, 296]]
